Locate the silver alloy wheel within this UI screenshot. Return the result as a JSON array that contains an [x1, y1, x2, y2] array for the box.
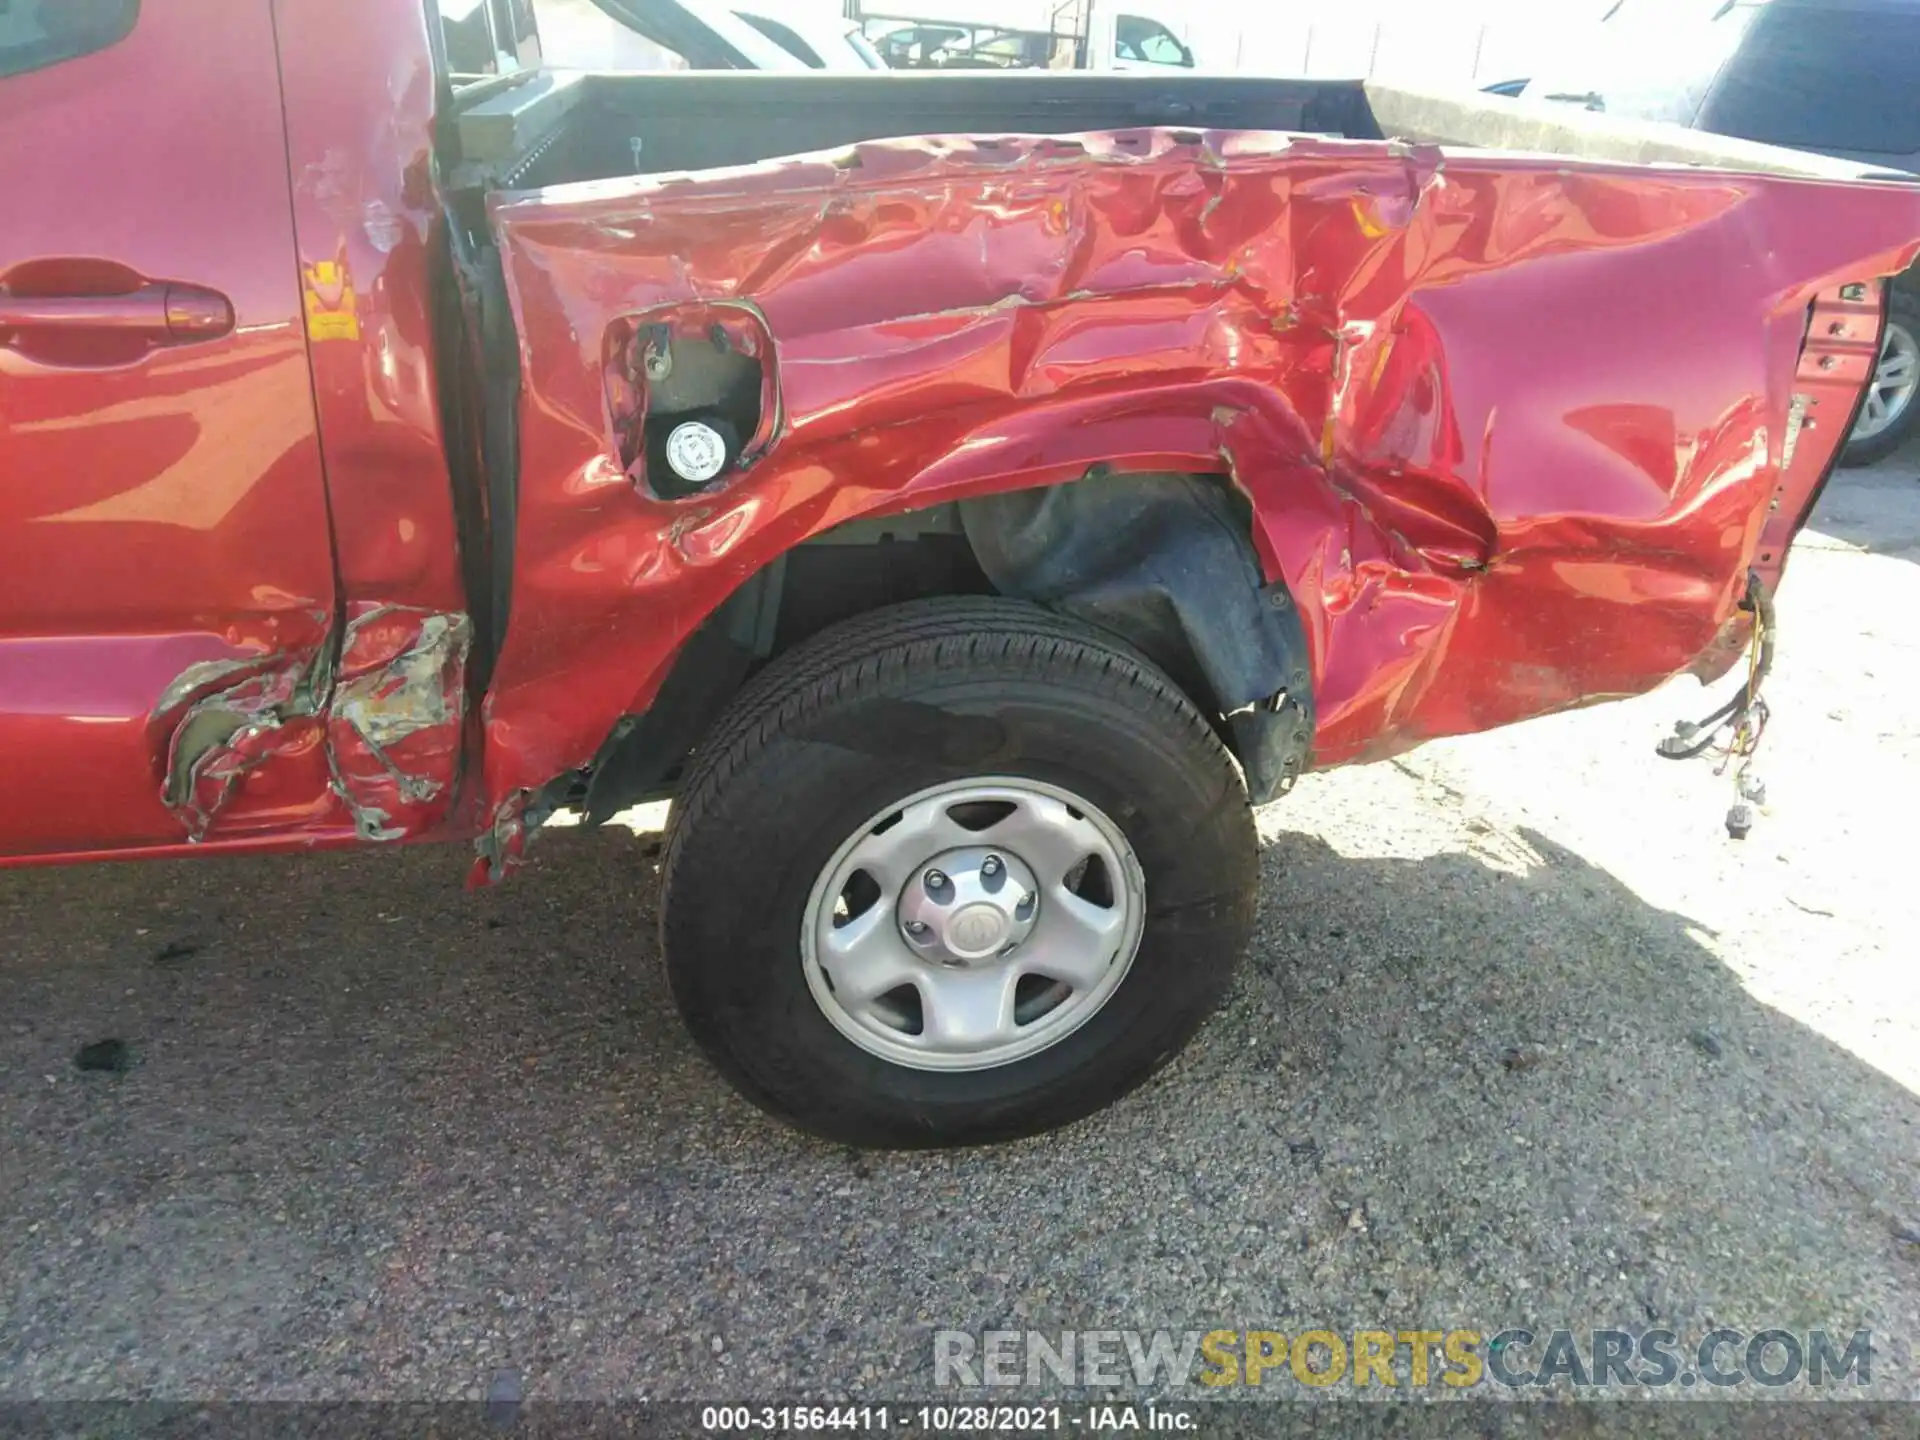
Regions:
[[800, 778, 1146, 1072], [1854, 319, 1920, 442]]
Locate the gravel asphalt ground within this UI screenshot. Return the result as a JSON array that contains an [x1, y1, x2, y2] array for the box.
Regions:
[[4, 448, 1918, 1410]]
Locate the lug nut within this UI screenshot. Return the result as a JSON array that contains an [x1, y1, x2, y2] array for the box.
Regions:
[[923, 870, 949, 896], [904, 920, 930, 939], [981, 855, 1002, 877]]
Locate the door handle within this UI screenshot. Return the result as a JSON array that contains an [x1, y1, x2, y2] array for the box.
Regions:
[[0, 282, 233, 344]]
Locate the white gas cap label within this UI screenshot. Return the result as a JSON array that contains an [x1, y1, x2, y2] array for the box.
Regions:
[[664, 421, 728, 484]]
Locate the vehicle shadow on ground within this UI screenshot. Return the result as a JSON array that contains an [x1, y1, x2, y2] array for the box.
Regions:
[[0, 819, 1914, 1398], [1806, 457, 1920, 560]]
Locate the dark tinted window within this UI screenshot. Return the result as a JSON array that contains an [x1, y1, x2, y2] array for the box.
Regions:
[[0, 0, 137, 80], [1114, 14, 1190, 66], [1700, 2, 1920, 155], [440, 0, 499, 73], [440, 0, 541, 74]]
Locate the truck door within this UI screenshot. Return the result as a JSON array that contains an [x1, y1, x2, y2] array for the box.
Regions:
[[0, 0, 339, 858]]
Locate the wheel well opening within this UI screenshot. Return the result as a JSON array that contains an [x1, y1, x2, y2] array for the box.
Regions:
[[575, 472, 1313, 823]]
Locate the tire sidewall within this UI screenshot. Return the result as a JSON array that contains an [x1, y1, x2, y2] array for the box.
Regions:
[[1843, 294, 1920, 467], [663, 673, 1254, 1146]]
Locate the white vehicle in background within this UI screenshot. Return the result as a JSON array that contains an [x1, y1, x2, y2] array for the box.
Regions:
[[844, 0, 1198, 73]]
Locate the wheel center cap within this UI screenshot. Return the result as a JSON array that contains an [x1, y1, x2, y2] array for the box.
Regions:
[[947, 903, 1009, 958], [896, 844, 1041, 968]]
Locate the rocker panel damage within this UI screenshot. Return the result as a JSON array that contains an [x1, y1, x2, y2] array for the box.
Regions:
[[480, 127, 1920, 828], [152, 604, 472, 843]]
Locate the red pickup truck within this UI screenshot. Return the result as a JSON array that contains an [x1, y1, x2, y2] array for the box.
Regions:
[[4, 0, 1916, 1147]]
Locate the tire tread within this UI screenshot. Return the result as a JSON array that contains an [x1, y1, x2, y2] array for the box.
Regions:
[[662, 599, 1238, 903]]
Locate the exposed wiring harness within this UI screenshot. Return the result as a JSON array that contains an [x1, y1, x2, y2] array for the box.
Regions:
[[1656, 571, 1775, 838]]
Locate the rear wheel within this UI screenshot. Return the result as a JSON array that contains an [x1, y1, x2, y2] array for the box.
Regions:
[[658, 597, 1257, 1148], [1843, 291, 1920, 467]]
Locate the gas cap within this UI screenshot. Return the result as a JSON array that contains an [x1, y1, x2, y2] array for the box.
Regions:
[[663, 420, 729, 486]]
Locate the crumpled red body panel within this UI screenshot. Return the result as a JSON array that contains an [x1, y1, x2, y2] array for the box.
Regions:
[[144, 602, 472, 848], [326, 603, 474, 842], [484, 130, 1920, 807]]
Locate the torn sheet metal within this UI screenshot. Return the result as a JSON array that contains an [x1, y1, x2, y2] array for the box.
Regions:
[[156, 654, 328, 842], [482, 128, 1920, 813], [152, 604, 470, 844], [327, 605, 473, 840]]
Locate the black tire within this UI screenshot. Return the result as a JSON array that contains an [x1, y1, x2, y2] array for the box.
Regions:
[[658, 597, 1257, 1148], [1842, 290, 1920, 467]]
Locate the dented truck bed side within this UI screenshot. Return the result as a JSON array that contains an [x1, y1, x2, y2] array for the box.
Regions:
[[478, 127, 1920, 849]]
